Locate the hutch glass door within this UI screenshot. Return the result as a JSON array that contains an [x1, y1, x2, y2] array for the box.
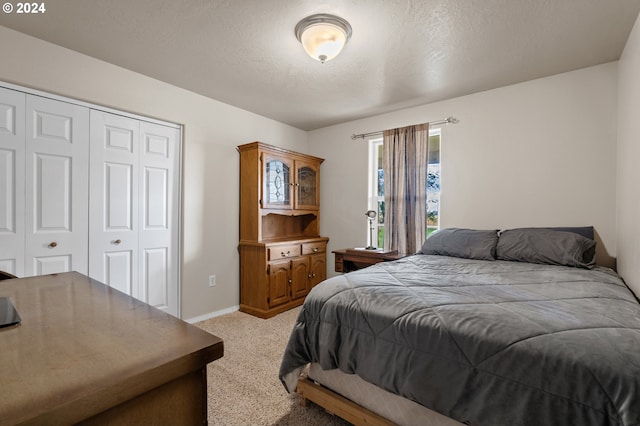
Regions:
[[263, 155, 292, 209], [295, 162, 319, 209]]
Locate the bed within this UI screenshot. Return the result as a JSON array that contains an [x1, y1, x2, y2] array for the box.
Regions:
[[279, 227, 640, 425]]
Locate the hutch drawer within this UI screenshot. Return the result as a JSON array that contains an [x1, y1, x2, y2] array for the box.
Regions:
[[268, 244, 302, 260], [302, 241, 326, 255]]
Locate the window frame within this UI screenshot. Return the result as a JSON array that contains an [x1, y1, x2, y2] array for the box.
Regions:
[[367, 129, 441, 248]]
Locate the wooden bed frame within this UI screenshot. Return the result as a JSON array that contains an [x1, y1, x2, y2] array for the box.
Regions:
[[297, 376, 396, 426]]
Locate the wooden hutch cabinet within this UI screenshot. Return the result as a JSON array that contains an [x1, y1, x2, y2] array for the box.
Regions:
[[238, 142, 328, 318]]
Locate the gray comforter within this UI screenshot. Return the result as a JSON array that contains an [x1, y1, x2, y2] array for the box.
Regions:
[[279, 255, 640, 425]]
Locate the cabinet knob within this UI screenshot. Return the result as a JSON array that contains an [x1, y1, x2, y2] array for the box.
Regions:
[[308, 274, 312, 278], [288, 279, 292, 284], [313, 248, 319, 252], [114, 239, 122, 245], [49, 242, 57, 248], [281, 251, 290, 257]]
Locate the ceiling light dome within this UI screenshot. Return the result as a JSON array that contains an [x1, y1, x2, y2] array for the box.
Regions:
[[295, 14, 352, 63]]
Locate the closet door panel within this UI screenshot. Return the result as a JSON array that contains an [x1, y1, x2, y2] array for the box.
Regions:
[[25, 95, 89, 277], [105, 162, 134, 230], [0, 88, 25, 276], [139, 122, 179, 314], [0, 259, 17, 276], [144, 247, 168, 307], [104, 250, 133, 295], [89, 110, 139, 296], [34, 154, 72, 229], [34, 255, 71, 275]]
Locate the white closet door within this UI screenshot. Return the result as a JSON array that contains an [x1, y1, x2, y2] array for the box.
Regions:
[[0, 88, 25, 276], [24, 95, 89, 276], [89, 111, 139, 296], [139, 122, 179, 314]]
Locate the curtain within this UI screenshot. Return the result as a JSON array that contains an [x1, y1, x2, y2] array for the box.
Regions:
[[383, 123, 429, 256]]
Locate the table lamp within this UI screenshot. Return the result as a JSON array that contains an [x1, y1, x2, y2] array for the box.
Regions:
[[365, 210, 377, 250]]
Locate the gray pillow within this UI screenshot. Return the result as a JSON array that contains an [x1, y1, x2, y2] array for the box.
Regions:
[[546, 226, 594, 240], [419, 228, 499, 260], [496, 228, 596, 268]]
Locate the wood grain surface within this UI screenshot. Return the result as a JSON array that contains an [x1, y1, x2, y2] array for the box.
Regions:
[[0, 272, 223, 425]]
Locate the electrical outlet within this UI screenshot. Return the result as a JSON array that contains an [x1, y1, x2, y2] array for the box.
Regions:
[[208, 275, 216, 287]]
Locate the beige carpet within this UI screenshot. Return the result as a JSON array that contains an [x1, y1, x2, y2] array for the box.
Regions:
[[195, 307, 350, 426]]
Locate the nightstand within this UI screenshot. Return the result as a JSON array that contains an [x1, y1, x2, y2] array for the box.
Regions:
[[333, 248, 401, 273]]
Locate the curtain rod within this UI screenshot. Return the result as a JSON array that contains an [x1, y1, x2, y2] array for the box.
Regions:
[[350, 116, 459, 140]]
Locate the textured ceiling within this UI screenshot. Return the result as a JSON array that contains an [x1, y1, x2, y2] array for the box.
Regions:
[[1, 0, 639, 130]]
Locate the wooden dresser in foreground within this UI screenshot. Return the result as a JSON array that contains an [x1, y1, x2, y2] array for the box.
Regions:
[[0, 272, 223, 425], [238, 142, 328, 318]]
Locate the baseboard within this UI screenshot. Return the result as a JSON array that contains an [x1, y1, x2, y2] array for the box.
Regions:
[[184, 305, 239, 324]]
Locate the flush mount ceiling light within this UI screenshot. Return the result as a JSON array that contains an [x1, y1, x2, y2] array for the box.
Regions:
[[295, 13, 352, 63]]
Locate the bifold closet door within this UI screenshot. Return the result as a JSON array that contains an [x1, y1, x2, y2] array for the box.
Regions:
[[0, 90, 89, 277], [139, 121, 180, 315], [89, 111, 140, 296], [24, 95, 89, 276], [90, 110, 179, 315], [0, 88, 26, 276]]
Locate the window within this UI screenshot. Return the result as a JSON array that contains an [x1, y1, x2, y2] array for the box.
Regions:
[[368, 130, 441, 248]]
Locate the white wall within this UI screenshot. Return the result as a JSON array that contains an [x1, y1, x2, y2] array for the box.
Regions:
[[0, 23, 629, 317], [0, 26, 308, 320], [617, 13, 640, 297], [309, 63, 619, 275]]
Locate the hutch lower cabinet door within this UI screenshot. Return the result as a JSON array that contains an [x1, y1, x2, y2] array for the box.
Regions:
[[308, 253, 327, 289], [267, 255, 311, 305]]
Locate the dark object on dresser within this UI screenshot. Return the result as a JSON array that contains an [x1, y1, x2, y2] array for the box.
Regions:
[[0, 271, 17, 281]]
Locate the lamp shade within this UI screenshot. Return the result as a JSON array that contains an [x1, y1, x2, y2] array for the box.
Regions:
[[295, 14, 352, 63]]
